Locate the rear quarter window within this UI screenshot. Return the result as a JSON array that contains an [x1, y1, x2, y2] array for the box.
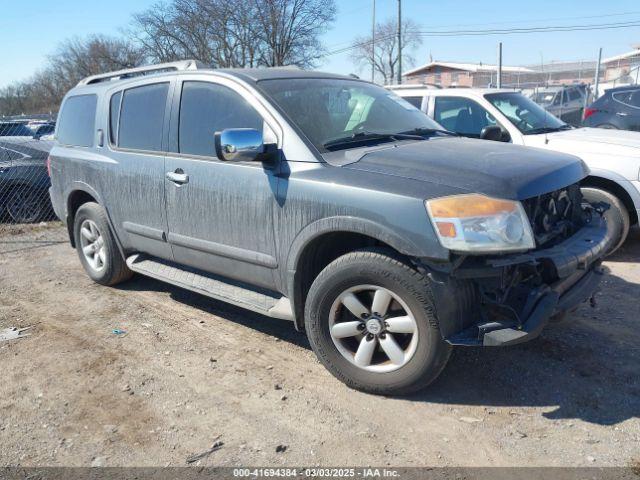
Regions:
[[56, 94, 98, 147]]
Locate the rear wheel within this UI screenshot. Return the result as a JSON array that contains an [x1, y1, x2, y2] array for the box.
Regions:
[[304, 248, 451, 395], [73, 202, 133, 286], [6, 187, 46, 223], [581, 187, 630, 255]]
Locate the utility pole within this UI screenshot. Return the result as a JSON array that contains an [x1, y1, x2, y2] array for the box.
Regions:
[[371, 0, 376, 83], [594, 47, 602, 99], [497, 42, 503, 88], [397, 0, 402, 85]]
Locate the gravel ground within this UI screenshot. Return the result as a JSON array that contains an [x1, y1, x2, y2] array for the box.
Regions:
[[0, 225, 638, 468]]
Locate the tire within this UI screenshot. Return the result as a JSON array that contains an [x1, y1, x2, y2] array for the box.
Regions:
[[6, 187, 46, 223], [581, 187, 630, 255], [73, 202, 133, 286], [304, 248, 451, 395]]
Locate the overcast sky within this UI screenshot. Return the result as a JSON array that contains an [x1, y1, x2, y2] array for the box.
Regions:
[[1, 0, 639, 88]]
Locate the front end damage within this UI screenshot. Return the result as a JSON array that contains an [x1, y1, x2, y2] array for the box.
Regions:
[[420, 184, 612, 347]]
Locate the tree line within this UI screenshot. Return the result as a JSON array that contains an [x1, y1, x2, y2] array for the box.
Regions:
[[0, 0, 336, 116]]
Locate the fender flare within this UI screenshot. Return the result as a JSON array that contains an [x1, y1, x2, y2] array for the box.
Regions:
[[64, 182, 125, 255], [283, 215, 439, 329]]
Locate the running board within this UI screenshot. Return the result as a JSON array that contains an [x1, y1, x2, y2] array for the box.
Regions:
[[126, 254, 294, 321]]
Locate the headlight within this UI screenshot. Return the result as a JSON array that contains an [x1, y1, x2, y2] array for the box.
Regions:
[[425, 194, 535, 253]]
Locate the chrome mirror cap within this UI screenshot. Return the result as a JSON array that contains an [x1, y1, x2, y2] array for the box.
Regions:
[[215, 128, 265, 162]]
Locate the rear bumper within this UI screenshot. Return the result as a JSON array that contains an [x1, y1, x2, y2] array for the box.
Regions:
[[429, 214, 611, 347]]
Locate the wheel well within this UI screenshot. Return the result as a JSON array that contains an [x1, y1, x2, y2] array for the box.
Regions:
[[292, 231, 402, 330], [581, 176, 637, 225], [66, 190, 97, 246]]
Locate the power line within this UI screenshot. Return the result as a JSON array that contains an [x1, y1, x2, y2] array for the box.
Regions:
[[324, 19, 640, 58]]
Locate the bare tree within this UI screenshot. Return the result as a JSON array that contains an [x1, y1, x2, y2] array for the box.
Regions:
[[130, 0, 336, 69], [350, 19, 422, 85], [0, 35, 144, 116]]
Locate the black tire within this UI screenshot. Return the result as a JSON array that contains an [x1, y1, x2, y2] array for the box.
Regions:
[[581, 187, 630, 255], [304, 248, 451, 395], [73, 202, 133, 286], [6, 187, 46, 223]]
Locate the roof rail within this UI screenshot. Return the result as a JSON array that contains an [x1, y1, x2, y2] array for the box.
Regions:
[[77, 60, 207, 86]]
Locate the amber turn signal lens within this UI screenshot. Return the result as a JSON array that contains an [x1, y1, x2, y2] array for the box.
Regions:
[[427, 194, 517, 218], [435, 221, 456, 237]]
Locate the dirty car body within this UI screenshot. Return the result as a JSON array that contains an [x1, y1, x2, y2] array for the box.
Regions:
[[48, 63, 610, 394]]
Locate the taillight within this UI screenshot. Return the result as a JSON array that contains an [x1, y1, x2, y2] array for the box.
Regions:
[[583, 107, 596, 121], [46, 155, 52, 177]]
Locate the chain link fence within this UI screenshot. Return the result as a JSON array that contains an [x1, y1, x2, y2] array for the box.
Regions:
[[0, 116, 67, 254]]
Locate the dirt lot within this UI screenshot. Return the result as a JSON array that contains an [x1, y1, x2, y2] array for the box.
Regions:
[[0, 224, 639, 468]]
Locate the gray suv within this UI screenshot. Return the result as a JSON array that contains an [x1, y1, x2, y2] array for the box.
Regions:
[[49, 61, 611, 395]]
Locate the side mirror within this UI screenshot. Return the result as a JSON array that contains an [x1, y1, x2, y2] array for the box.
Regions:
[[215, 128, 268, 162], [480, 125, 505, 142]]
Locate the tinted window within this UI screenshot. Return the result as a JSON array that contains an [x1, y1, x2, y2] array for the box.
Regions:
[[57, 95, 97, 146], [118, 83, 169, 151], [109, 91, 122, 145], [434, 96, 497, 137], [568, 89, 582, 101], [403, 96, 423, 109], [0, 122, 33, 136], [179, 82, 263, 157], [613, 90, 640, 108]]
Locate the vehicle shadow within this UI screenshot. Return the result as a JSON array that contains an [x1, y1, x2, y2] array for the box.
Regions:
[[115, 233, 640, 426]]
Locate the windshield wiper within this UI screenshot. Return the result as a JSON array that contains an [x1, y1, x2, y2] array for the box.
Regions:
[[397, 127, 458, 137], [322, 130, 424, 150], [527, 125, 572, 135]]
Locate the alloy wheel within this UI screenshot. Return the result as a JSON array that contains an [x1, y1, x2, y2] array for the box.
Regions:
[[329, 285, 419, 373]]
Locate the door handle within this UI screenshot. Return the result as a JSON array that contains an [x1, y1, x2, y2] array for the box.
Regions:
[[166, 170, 189, 185]]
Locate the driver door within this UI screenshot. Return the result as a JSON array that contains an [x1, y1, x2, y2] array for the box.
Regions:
[[163, 78, 281, 290]]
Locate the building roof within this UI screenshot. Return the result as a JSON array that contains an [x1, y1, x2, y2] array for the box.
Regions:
[[602, 48, 640, 65], [403, 61, 533, 77]]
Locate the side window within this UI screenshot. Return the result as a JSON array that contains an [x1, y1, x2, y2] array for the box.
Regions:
[[56, 94, 97, 147], [434, 96, 496, 137], [118, 83, 169, 151], [403, 96, 424, 110], [614, 91, 640, 108], [553, 93, 562, 106], [178, 81, 263, 157], [568, 89, 581, 102], [109, 91, 122, 145]]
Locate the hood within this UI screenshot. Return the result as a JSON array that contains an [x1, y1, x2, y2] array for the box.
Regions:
[[337, 137, 588, 201], [526, 127, 640, 154]]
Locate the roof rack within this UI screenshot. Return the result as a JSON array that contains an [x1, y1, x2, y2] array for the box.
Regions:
[[77, 60, 207, 86]]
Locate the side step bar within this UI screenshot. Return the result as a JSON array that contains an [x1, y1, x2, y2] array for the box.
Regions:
[[126, 254, 294, 321]]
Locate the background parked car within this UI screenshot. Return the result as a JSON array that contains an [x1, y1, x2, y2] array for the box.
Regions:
[[0, 121, 56, 223], [389, 86, 640, 253], [582, 85, 640, 131], [529, 84, 589, 127]]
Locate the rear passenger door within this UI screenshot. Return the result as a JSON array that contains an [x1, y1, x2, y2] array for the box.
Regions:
[[163, 78, 280, 290], [105, 80, 174, 260]]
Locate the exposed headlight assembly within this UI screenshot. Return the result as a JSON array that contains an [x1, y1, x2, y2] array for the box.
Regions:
[[426, 194, 535, 253]]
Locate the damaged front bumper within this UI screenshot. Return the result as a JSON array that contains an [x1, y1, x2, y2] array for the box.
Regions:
[[421, 213, 612, 347]]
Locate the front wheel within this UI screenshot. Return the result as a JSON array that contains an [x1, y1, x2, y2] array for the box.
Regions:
[[581, 187, 630, 255], [304, 249, 451, 395]]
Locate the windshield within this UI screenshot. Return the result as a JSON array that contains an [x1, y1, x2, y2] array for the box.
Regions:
[[485, 92, 569, 135], [0, 123, 34, 137], [259, 78, 444, 152], [532, 91, 557, 105]]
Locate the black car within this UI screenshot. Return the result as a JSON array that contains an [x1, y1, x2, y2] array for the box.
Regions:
[[0, 135, 55, 223], [582, 85, 640, 131]]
